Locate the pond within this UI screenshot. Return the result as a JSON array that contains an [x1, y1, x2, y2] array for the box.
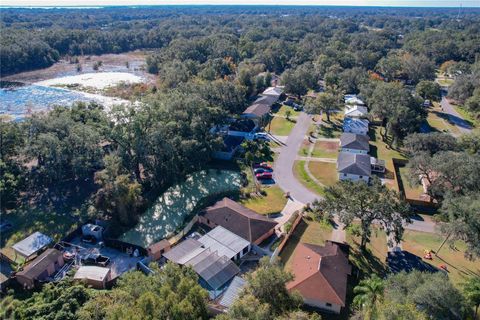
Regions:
[[119, 169, 243, 247]]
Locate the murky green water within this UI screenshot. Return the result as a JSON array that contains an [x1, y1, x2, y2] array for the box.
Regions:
[[119, 169, 242, 247]]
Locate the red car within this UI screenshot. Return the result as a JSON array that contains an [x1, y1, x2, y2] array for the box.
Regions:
[[253, 162, 272, 170], [256, 172, 273, 180]]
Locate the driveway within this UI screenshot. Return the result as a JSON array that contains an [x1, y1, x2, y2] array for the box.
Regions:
[[440, 96, 472, 134], [273, 112, 319, 205]]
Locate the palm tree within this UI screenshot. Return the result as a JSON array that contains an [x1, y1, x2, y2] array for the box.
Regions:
[[353, 275, 385, 320], [463, 276, 480, 319]]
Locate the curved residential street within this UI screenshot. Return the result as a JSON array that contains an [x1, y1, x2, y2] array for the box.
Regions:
[[273, 112, 318, 204], [440, 96, 472, 135], [272, 111, 438, 237]]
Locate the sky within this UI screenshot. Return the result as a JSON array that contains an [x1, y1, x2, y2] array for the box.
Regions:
[[1, 0, 479, 8]]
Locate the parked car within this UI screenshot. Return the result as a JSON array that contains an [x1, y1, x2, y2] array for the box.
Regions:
[[81, 235, 97, 244], [255, 172, 273, 180], [81, 253, 110, 267], [253, 162, 273, 170], [254, 132, 270, 141], [293, 103, 303, 111], [284, 99, 295, 106], [423, 100, 431, 107], [254, 167, 273, 174]]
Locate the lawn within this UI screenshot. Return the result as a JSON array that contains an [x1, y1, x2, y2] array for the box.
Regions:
[[369, 126, 407, 188], [268, 116, 296, 136], [397, 165, 425, 199], [454, 104, 479, 128], [308, 161, 338, 187], [280, 217, 332, 270], [240, 185, 288, 216], [402, 230, 480, 287], [345, 225, 388, 278], [426, 103, 462, 135], [311, 140, 339, 158], [298, 139, 313, 156], [293, 160, 325, 196], [273, 105, 300, 118]]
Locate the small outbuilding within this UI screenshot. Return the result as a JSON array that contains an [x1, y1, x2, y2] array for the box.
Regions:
[[74, 266, 111, 289], [12, 232, 53, 260], [147, 239, 171, 261]]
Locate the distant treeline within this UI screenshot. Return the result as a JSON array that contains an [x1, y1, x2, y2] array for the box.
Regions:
[[1, 6, 480, 75]]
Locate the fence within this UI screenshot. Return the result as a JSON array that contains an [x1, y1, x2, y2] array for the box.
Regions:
[[168, 216, 199, 246], [271, 211, 303, 260]]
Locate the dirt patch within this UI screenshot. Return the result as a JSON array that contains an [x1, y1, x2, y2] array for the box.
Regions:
[[316, 141, 338, 152]]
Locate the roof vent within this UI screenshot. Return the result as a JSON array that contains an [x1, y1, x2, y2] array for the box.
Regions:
[[306, 256, 311, 259]]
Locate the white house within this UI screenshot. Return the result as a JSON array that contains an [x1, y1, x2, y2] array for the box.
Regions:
[[261, 86, 284, 99], [343, 117, 369, 136], [344, 94, 365, 106], [337, 152, 371, 182], [344, 105, 368, 118], [339, 133, 369, 154]]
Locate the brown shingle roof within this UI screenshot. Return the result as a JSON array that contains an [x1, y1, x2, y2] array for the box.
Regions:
[[242, 104, 271, 118], [16, 248, 62, 280], [200, 198, 277, 243], [287, 242, 351, 307]]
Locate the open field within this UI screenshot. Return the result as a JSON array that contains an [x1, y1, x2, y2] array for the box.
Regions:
[[280, 217, 332, 270], [268, 116, 296, 136], [308, 161, 338, 186], [402, 230, 480, 287], [293, 160, 325, 196], [240, 186, 288, 216]]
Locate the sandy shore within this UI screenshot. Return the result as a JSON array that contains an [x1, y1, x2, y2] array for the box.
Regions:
[[35, 72, 144, 90]]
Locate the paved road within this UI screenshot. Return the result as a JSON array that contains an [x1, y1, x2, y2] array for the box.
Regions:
[[440, 96, 472, 134], [273, 112, 319, 205]]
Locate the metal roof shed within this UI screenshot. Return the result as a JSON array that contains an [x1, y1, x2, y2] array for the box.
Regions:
[[12, 232, 53, 259], [219, 276, 246, 308], [198, 226, 250, 260], [162, 238, 206, 265]]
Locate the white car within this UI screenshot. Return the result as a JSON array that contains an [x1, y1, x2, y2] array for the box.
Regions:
[[254, 132, 270, 141]]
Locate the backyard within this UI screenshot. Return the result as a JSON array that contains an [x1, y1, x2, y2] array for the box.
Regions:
[[396, 165, 426, 200], [280, 217, 333, 270]]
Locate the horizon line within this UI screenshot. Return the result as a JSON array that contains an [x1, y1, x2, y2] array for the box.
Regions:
[[1, 4, 478, 8]]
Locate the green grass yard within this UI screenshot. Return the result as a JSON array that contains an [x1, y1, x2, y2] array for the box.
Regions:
[[273, 105, 300, 118], [240, 185, 288, 216], [397, 166, 425, 199], [311, 140, 339, 158], [268, 116, 296, 136], [308, 161, 338, 187], [293, 160, 325, 196]]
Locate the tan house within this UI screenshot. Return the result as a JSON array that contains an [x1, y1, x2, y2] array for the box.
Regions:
[[287, 241, 351, 314], [74, 266, 111, 289], [16, 248, 64, 289], [198, 197, 277, 245]]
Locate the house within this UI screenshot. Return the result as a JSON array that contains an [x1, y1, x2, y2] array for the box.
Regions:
[[197, 226, 251, 261], [344, 95, 365, 106], [74, 266, 111, 289], [286, 241, 351, 314], [254, 94, 279, 107], [261, 86, 284, 99], [242, 103, 271, 120], [15, 248, 64, 289], [339, 133, 369, 154], [343, 117, 369, 136], [337, 152, 371, 182], [12, 231, 53, 260], [227, 118, 258, 138], [198, 197, 277, 245], [344, 105, 368, 118], [147, 239, 171, 261], [212, 135, 244, 160], [162, 234, 242, 299]]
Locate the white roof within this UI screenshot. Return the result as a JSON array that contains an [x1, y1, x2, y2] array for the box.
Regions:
[[344, 105, 368, 117], [12, 232, 53, 258], [163, 238, 207, 265], [74, 266, 110, 281], [345, 96, 365, 105], [261, 86, 283, 97], [198, 226, 250, 260]]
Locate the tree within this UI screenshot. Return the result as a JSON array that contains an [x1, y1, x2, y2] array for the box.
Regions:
[[79, 262, 209, 320], [438, 193, 480, 260], [315, 178, 411, 250], [241, 140, 273, 166], [463, 277, 480, 319], [243, 257, 303, 315], [384, 271, 467, 320], [459, 131, 480, 155], [304, 91, 342, 122], [216, 293, 272, 320], [285, 109, 292, 121], [403, 132, 457, 156], [376, 302, 428, 320], [416, 80, 441, 101], [353, 275, 385, 320]]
